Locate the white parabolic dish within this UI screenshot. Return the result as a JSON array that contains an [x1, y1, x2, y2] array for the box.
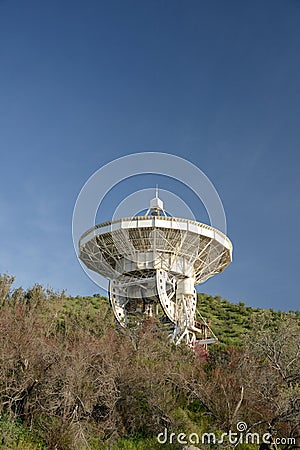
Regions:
[[79, 215, 232, 285], [78, 192, 233, 347]]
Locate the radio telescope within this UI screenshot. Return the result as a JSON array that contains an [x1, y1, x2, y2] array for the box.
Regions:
[[79, 189, 233, 347]]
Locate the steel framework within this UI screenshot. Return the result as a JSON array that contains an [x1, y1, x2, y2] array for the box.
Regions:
[[79, 191, 232, 346]]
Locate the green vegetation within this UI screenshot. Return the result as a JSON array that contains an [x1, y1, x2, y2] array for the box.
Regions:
[[0, 274, 299, 449], [197, 293, 300, 346]]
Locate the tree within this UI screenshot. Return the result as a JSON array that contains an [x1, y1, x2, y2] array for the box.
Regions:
[[241, 312, 300, 447]]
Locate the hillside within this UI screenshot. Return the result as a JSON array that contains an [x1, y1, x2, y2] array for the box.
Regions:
[[0, 274, 299, 450], [197, 293, 300, 346], [63, 291, 300, 347]]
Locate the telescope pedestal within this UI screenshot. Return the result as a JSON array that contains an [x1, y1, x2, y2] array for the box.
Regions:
[[109, 269, 214, 347]]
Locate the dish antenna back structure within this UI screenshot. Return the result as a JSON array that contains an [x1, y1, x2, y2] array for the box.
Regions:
[[79, 189, 233, 346]]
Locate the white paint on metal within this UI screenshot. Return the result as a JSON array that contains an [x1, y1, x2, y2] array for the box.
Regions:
[[79, 195, 232, 347]]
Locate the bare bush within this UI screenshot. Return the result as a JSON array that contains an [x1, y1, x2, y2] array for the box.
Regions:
[[0, 277, 299, 449]]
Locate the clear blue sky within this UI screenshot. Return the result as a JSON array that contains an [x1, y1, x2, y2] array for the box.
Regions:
[[0, 0, 299, 310]]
